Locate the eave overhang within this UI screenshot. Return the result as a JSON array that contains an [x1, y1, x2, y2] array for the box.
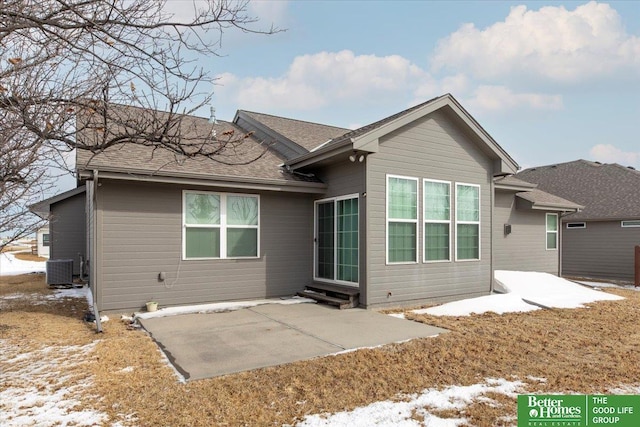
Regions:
[[76, 167, 327, 194]]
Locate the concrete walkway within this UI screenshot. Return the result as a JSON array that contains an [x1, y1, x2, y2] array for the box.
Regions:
[[139, 302, 447, 380]]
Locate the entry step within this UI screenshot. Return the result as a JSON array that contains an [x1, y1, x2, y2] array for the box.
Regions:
[[297, 283, 359, 309]]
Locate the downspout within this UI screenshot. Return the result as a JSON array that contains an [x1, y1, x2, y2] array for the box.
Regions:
[[92, 170, 103, 333], [557, 210, 573, 278], [489, 179, 495, 293]]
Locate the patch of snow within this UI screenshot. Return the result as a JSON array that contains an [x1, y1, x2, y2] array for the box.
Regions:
[[0, 340, 111, 427], [135, 296, 315, 320], [295, 378, 526, 427], [608, 384, 640, 394], [49, 286, 89, 300], [0, 252, 46, 276], [574, 280, 640, 291], [387, 312, 406, 319], [418, 271, 623, 317], [118, 366, 135, 374], [495, 271, 623, 309], [414, 293, 540, 316]]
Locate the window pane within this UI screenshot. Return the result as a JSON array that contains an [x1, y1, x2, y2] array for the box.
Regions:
[[424, 181, 450, 221], [388, 222, 416, 262], [43, 234, 50, 247], [186, 228, 220, 258], [227, 196, 258, 225], [457, 224, 479, 260], [425, 223, 449, 261], [457, 185, 479, 222], [227, 228, 258, 257], [337, 198, 358, 282], [547, 232, 557, 249], [546, 214, 558, 231], [388, 177, 417, 220], [185, 193, 220, 224]]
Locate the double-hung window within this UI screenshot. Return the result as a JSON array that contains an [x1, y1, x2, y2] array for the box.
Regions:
[[183, 191, 259, 259], [546, 213, 558, 250], [456, 183, 480, 260], [387, 175, 418, 263], [424, 180, 451, 262]]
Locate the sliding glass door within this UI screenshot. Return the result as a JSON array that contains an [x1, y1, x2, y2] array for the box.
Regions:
[[315, 195, 359, 285]]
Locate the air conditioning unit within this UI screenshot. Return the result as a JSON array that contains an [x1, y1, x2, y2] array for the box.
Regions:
[[46, 259, 74, 286]]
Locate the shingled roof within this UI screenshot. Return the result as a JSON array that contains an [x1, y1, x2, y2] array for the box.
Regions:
[[516, 160, 640, 221], [238, 111, 350, 152], [75, 106, 324, 191]]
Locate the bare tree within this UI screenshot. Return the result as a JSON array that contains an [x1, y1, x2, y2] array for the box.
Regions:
[[0, 0, 277, 249]]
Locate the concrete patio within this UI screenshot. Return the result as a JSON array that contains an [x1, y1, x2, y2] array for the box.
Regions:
[[138, 302, 447, 380]]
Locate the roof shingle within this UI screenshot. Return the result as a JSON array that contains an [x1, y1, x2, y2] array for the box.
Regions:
[[239, 111, 350, 152], [516, 159, 640, 220]]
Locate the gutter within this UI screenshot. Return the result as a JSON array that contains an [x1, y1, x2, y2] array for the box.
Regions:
[[77, 168, 327, 194]]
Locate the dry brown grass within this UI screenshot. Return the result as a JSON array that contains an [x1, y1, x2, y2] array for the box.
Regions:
[[12, 252, 47, 262], [0, 245, 28, 253], [2, 275, 640, 426]]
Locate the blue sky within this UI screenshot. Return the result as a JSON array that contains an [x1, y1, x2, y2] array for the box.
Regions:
[[56, 0, 640, 193]]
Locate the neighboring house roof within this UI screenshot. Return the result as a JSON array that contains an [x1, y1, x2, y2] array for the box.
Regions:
[[494, 176, 582, 212], [29, 186, 86, 219], [236, 110, 350, 153], [285, 93, 519, 175], [517, 159, 640, 221], [75, 107, 326, 193]]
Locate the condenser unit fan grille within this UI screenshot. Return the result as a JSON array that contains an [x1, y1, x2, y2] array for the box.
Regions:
[[46, 259, 73, 285]]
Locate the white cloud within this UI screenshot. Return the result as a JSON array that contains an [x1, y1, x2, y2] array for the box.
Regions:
[[589, 144, 640, 167], [467, 85, 563, 112], [431, 2, 640, 82], [248, 0, 290, 28], [216, 50, 427, 111]]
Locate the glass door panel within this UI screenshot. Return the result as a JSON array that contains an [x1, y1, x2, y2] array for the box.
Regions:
[[337, 198, 358, 283], [316, 201, 334, 280]]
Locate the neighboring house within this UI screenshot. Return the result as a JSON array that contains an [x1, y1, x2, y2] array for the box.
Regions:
[[517, 160, 640, 282], [36, 226, 50, 258], [34, 94, 579, 312], [30, 186, 87, 276]]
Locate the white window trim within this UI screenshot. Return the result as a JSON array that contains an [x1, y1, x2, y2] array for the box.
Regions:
[[313, 193, 359, 286], [566, 222, 586, 229], [423, 179, 451, 263], [546, 213, 558, 251], [455, 182, 481, 262], [182, 190, 260, 260], [386, 174, 419, 265], [621, 220, 640, 228]]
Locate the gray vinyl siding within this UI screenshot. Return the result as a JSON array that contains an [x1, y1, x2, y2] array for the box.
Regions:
[[95, 180, 314, 311], [365, 109, 493, 307], [562, 220, 640, 281], [493, 191, 559, 274], [50, 192, 86, 275], [311, 160, 367, 302]]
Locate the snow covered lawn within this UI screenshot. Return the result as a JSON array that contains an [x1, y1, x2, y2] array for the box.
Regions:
[[2, 272, 639, 426], [0, 251, 46, 276]]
